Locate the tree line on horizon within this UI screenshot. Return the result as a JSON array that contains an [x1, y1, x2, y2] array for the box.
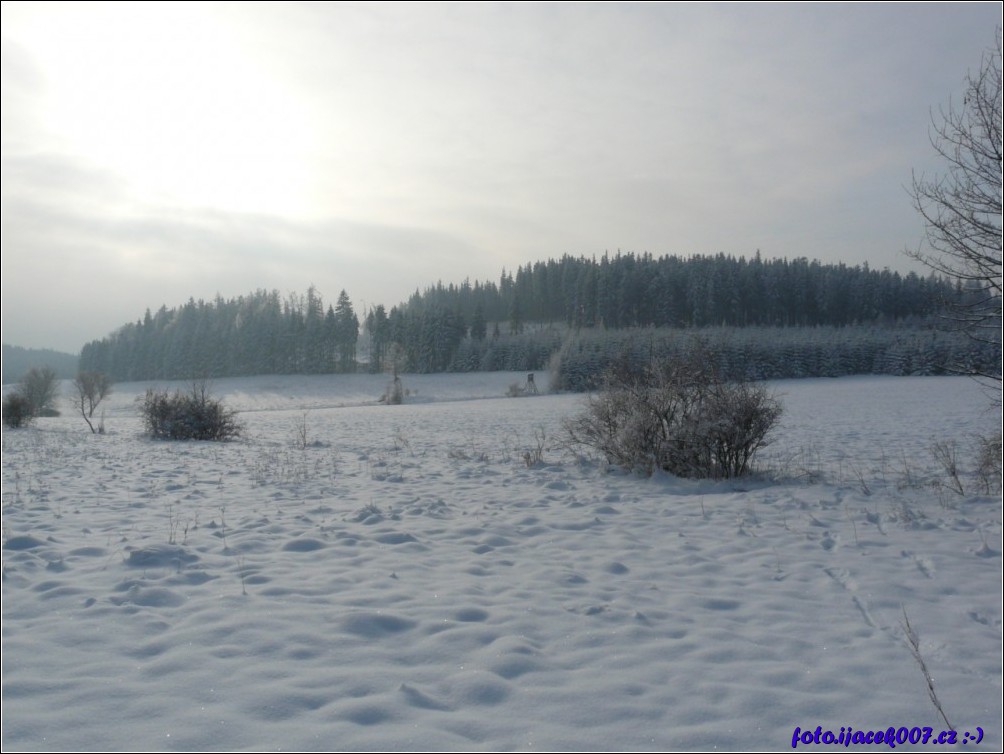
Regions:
[[408, 251, 963, 331], [1, 345, 79, 385], [78, 251, 989, 382], [80, 286, 359, 381]]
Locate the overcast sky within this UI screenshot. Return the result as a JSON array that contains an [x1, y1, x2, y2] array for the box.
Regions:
[[2, 2, 999, 353]]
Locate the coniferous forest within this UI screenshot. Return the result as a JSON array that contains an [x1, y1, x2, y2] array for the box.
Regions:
[[78, 252, 1000, 386]]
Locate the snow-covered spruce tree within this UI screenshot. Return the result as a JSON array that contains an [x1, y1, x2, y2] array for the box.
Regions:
[[333, 290, 359, 373], [366, 305, 390, 374]]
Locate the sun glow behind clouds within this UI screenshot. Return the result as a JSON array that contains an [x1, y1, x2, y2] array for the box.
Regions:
[[23, 2, 316, 217], [3, 2, 1000, 353]]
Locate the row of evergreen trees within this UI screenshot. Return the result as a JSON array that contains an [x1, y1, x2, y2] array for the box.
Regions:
[[548, 326, 1001, 391], [79, 252, 992, 382], [80, 287, 358, 381], [369, 252, 978, 374], [401, 251, 965, 331]]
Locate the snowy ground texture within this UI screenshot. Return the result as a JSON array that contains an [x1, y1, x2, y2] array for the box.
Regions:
[[2, 373, 1001, 752]]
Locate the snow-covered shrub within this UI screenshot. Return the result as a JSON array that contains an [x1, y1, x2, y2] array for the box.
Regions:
[[564, 353, 782, 479], [140, 382, 243, 441]]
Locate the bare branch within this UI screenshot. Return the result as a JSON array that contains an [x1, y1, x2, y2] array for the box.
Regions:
[[908, 29, 1003, 386]]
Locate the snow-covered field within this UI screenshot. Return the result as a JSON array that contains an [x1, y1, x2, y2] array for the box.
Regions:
[[2, 373, 1001, 751]]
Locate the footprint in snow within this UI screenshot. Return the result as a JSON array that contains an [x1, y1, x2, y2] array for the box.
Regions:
[[373, 532, 418, 545], [125, 544, 198, 568], [453, 607, 490, 623], [341, 611, 417, 637], [282, 538, 326, 552], [110, 584, 186, 608], [445, 671, 511, 706], [399, 683, 452, 711], [3, 535, 48, 551]]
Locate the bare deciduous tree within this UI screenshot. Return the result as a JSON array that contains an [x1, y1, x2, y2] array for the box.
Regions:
[[909, 29, 1002, 386], [18, 366, 59, 417], [72, 371, 112, 433]]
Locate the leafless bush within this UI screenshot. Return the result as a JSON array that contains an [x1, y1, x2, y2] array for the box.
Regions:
[[974, 432, 1002, 493], [292, 411, 310, 449], [563, 355, 782, 479], [523, 428, 547, 467], [928, 434, 1002, 495], [930, 440, 965, 495]]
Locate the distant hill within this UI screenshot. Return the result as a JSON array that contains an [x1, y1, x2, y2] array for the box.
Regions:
[[80, 252, 978, 382], [2, 344, 79, 385]]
